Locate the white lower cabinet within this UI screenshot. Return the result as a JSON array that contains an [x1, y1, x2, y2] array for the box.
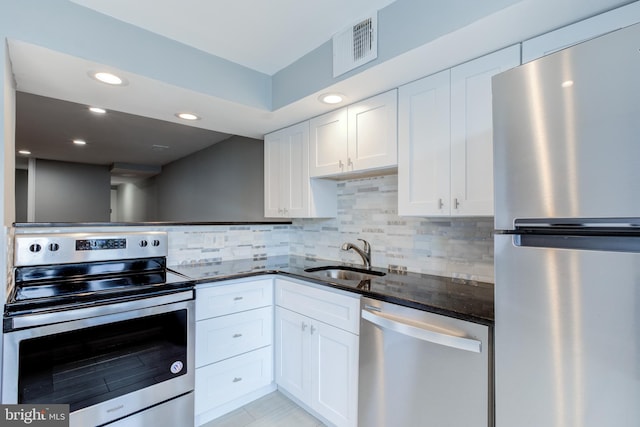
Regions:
[[195, 278, 275, 426], [275, 279, 360, 427], [195, 346, 273, 417]]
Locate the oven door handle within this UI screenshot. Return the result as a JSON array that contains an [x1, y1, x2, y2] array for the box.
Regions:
[[5, 290, 194, 331]]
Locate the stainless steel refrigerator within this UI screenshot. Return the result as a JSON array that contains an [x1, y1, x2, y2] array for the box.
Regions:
[[492, 22, 640, 427]]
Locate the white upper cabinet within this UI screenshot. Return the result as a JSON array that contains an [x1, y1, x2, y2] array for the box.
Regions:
[[522, 1, 640, 63], [308, 109, 348, 177], [398, 45, 520, 217], [398, 70, 451, 216], [450, 45, 520, 216], [310, 90, 398, 177], [264, 122, 336, 218]]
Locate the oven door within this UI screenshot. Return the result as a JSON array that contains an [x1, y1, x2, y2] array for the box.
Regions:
[[2, 295, 195, 427]]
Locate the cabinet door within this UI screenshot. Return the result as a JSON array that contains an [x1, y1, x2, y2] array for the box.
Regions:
[[264, 131, 284, 217], [398, 69, 451, 216], [274, 307, 312, 404], [450, 45, 520, 216], [264, 123, 310, 218], [309, 108, 348, 177], [347, 90, 398, 173], [282, 122, 310, 217], [311, 321, 359, 427]]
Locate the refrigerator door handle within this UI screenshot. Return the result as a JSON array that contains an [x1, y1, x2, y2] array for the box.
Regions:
[[514, 233, 640, 253], [361, 308, 482, 353]]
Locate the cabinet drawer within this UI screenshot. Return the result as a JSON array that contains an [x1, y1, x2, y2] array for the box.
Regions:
[[275, 279, 360, 334], [196, 306, 273, 367], [195, 346, 273, 415], [196, 279, 273, 320]]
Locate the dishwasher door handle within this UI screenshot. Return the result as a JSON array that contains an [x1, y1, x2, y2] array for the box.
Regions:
[[361, 308, 482, 353]]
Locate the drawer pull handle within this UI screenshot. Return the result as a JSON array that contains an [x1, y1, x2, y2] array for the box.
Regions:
[[233, 296, 244, 301], [310, 325, 316, 335], [232, 333, 242, 338], [301, 322, 308, 332], [232, 377, 242, 383]]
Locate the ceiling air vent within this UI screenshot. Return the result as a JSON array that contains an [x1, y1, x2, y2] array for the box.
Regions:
[[333, 14, 378, 77]]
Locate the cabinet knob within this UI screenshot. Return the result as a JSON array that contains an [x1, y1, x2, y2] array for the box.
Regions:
[[438, 198, 444, 210], [310, 325, 316, 335], [338, 160, 344, 169], [347, 157, 353, 167], [453, 198, 460, 209], [232, 377, 243, 383], [301, 322, 308, 331], [233, 333, 243, 338], [233, 296, 243, 301]]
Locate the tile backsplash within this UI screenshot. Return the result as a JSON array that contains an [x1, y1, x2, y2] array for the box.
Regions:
[[290, 174, 494, 283], [168, 174, 495, 283]]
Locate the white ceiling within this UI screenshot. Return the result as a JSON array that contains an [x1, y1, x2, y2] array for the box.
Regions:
[[70, 0, 398, 75]]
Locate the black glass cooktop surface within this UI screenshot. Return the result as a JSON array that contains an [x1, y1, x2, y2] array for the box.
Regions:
[[7, 257, 192, 315]]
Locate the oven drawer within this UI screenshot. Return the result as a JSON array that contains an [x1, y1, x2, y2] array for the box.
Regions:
[[196, 306, 273, 367], [195, 346, 273, 415], [196, 279, 273, 320]]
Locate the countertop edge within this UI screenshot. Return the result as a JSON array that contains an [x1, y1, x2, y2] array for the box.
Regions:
[[180, 267, 494, 327]]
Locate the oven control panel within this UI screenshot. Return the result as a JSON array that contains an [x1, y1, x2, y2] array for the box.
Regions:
[[14, 232, 168, 266]]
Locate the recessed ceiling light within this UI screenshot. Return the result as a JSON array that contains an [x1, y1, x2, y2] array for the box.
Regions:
[[90, 71, 127, 86], [73, 139, 87, 146], [176, 112, 199, 121], [89, 106, 107, 114], [562, 80, 574, 88], [319, 93, 345, 104], [18, 150, 31, 155]]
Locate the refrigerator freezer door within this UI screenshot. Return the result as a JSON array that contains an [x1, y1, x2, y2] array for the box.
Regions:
[[492, 22, 640, 230], [494, 234, 640, 427]]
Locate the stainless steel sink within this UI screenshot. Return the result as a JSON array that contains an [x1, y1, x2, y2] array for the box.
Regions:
[[304, 266, 385, 281]]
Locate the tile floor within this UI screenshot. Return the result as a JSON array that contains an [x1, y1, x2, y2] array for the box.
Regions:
[[200, 391, 326, 427]]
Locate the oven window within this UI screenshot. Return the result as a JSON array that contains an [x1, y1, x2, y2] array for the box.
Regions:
[[18, 309, 188, 412]]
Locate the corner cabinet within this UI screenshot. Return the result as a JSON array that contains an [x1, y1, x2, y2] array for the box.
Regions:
[[194, 278, 275, 426], [309, 90, 398, 177], [264, 122, 336, 218], [274, 278, 360, 427], [398, 45, 520, 217]]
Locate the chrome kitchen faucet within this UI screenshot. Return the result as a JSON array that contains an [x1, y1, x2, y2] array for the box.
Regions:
[[341, 239, 371, 269]]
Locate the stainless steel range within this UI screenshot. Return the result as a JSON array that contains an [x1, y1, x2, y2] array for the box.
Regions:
[[2, 232, 195, 427]]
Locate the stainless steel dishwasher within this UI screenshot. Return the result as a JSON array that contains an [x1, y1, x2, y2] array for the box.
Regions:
[[358, 297, 492, 427]]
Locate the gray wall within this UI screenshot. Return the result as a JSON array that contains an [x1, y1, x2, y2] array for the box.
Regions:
[[115, 179, 158, 222], [34, 159, 110, 222], [156, 136, 270, 222], [19, 137, 268, 224], [15, 168, 27, 222]]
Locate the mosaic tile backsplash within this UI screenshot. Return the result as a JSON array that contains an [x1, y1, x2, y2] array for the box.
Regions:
[[168, 174, 495, 283]]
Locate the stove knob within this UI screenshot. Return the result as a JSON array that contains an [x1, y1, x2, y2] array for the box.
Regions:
[[48, 243, 60, 252], [29, 243, 42, 253], [139, 240, 148, 248], [152, 239, 161, 247]]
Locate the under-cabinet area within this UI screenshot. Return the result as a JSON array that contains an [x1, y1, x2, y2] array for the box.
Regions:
[[179, 257, 494, 427]]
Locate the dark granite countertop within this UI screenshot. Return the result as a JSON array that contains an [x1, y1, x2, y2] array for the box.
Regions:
[[170, 255, 494, 326]]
